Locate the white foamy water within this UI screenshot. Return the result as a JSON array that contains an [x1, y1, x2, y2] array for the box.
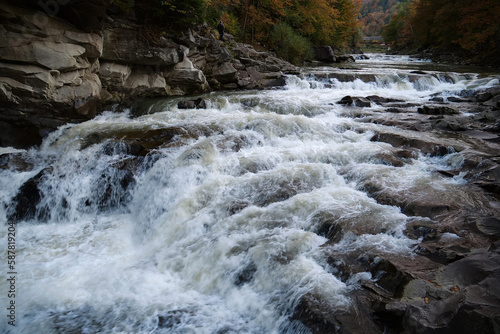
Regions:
[[1, 55, 499, 333]]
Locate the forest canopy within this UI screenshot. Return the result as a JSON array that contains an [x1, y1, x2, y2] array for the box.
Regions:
[[382, 0, 500, 57], [358, 0, 403, 37]]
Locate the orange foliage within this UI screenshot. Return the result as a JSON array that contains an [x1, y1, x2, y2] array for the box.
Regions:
[[205, 0, 361, 47], [385, 0, 500, 53], [456, 0, 500, 50]]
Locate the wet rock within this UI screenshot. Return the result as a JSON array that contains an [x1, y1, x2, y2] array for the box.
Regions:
[[398, 248, 500, 334], [177, 100, 197, 109], [292, 291, 383, 334], [469, 165, 500, 195], [430, 97, 445, 102], [157, 309, 189, 328], [311, 211, 344, 243], [93, 165, 135, 210], [234, 261, 257, 285], [476, 217, 500, 237], [0, 152, 33, 171], [370, 132, 453, 156], [447, 96, 471, 103], [99, 141, 146, 157], [418, 105, 460, 115], [336, 55, 355, 63], [215, 134, 249, 153], [373, 152, 406, 167], [404, 218, 439, 241], [177, 98, 208, 109], [365, 183, 455, 219], [82, 125, 222, 151], [7, 167, 53, 223], [338, 96, 371, 107], [429, 115, 469, 131], [384, 107, 407, 113], [356, 54, 370, 60], [370, 257, 412, 297], [366, 96, 405, 104]]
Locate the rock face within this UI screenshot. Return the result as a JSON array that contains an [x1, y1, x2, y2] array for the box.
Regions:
[[0, 3, 300, 148], [0, 2, 103, 147]]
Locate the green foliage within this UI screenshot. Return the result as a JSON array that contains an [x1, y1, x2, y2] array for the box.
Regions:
[[205, 0, 361, 51], [359, 0, 404, 36], [269, 22, 314, 64], [381, 0, 412, 48]]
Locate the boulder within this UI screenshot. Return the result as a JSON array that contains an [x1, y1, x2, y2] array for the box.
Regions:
[[338, 96, 371, 107], [313, 46, 336, 62], [178, 98, 209, 109], [211, 63, 237, 84], [165, 68, 209, 95], [336, 55, 355, 63], [123, 70, 168, 97], [7, 167, 53, 223]]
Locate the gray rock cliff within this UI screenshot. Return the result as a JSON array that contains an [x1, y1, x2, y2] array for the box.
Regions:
[[0, 2, 299, 148]]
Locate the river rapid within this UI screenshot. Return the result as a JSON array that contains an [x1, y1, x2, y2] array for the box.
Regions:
[[1, 54, 499, 333]]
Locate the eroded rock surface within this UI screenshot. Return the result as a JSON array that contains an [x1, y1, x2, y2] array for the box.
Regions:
[[0, 2, 300, 148], [290, 79, 500, 334]]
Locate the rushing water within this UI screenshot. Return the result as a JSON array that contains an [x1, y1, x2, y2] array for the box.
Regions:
[[1, 54, 499, 333]]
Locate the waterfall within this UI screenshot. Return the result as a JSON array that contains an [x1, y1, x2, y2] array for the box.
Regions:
[[1, 55, 499, 333]]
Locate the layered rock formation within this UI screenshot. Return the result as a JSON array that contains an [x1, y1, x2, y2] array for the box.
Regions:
[[0, 2, 299, 148], [290, 81, 500, 334]]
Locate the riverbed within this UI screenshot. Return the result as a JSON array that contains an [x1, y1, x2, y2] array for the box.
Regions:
[[1, 54, 499, 333]]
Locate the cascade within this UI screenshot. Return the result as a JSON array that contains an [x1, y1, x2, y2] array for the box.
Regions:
[[1, 54, 500, 333]]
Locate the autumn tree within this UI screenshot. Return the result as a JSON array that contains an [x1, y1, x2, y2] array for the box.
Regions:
[[381, 0, 413, 49], [205, 0, 362, 62], [383, 0, 500, 56]]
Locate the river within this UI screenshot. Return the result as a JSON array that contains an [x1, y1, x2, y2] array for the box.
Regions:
[[1, 54, 499, 333]]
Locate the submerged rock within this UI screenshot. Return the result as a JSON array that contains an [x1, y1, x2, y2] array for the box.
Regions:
[[7, 167, 53, 223]]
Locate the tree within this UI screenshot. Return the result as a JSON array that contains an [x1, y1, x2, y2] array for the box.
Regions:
[[383, 0, 500, 56]]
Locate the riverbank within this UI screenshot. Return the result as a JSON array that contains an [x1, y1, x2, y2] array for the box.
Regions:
[[0, 2, 300, 148]]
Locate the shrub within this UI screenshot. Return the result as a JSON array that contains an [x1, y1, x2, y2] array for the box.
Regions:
[[269, 23, 313, 65]]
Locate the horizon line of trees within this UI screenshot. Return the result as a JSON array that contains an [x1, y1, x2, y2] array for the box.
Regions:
[[382, 0, 500, 56]]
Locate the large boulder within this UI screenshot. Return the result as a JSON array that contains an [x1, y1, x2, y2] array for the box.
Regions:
[[313, 46, 336, 62]]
